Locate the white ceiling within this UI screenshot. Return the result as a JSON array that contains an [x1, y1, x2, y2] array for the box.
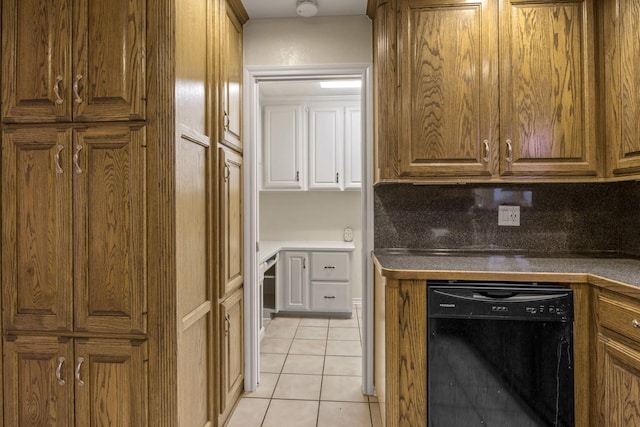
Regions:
[[241, 0, 368, 19]]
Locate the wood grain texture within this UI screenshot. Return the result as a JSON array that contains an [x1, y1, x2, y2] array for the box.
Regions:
[[374, 264, 387, 423], [500, 0, 599, 177], [73, 124, 147, 335], [218, 287, 244, 425], [605, 0, 640, 177], [2, 127, 74, 333], [73, 0, 146, 121], [570, 283, 592, 426]]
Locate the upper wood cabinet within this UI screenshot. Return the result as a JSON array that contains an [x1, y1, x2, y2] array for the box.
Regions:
[[219, 0, 248, 152], [380, 0, 599, 182], [1, 125, 147, 335], [603, 0, 640, 177], [1, 0, 146, 123]]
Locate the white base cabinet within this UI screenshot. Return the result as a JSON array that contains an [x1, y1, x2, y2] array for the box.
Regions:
[[277, 250, 352, 315]]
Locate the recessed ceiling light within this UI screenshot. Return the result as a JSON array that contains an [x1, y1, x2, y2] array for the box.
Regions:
[[320, 80, 362, 89]]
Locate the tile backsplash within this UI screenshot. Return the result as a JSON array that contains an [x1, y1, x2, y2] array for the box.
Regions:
[[374, 181, 640, 254]]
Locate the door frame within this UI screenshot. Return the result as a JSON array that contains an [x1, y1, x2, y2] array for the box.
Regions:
[[243, 64, 374, 394]]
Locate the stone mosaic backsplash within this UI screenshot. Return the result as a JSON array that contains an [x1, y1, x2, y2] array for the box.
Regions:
[[374, 181, 640, 255]]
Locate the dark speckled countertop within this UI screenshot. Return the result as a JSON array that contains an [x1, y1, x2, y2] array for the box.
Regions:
[[373, 249, 640, 290]]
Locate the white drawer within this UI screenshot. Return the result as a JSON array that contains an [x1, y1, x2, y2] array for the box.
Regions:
[[311, 252, 350, 281], [311, 282, 351, 313]]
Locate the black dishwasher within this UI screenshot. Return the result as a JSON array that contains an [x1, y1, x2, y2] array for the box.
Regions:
[[428, 281, 574, 427]]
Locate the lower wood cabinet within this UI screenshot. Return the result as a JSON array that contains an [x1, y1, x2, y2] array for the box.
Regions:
[[3, 335, 147, 427], [219, 287, 244, 424], [596, 290, 640, 426]]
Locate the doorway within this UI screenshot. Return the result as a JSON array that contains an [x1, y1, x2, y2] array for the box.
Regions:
[[243, 65, 374, 395]]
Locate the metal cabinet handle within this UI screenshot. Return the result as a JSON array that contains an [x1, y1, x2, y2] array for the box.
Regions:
[[482, 139, 489, 164], [73, 74, 83, 105], [75, 357, 85, 386], [632, 319, 640, 328], [54, 144, 64, 174], [336, 172, 339, 184], [324, 265, 336, 269], [73, 145, 83, 173], [223, 111, 230, 131], [506, 139, 513, 163], [323, 296, 336, 299], [53, 75, 64, 105], [224, 163, 230, 182], [296, 171, 300, 182], [225, 314, 231, 336], [56, 357, 66, 386]]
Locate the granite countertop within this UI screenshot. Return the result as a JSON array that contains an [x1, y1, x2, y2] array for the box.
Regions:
[[373, 249, 640, 290]]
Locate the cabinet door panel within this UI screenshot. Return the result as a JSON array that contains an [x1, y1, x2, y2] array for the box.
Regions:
[[605, 0, 640, 176], [2, 128, 73, 332], [308, 105, 342, 190], [399, 0, 498, 178], [74, 339, 147, 427], [74, 125, 147, 334], [279, 252, 309, 312], [500, 0, 598, 177], [220, 0, 244, 151], [219, 146, 243, 297], [262, 104, 304, 190], [3, 336, 74, 427], [344, 106, 362, 189], [598, 335, 640, 427], [72, 0, 145, 121], [1, 0, 72, 122], [220, 288, 244, 417]]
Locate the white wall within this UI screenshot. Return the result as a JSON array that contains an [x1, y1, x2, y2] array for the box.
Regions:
[[244, 15, 372, 66], [245, 15, 372, 300]]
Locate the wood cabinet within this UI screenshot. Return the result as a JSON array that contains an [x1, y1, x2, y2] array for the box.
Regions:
[[219, 0, 247, 152], [603, 0, 640, 177], [596, 290, 640, 426], [3, 335, 146, 427], [308, 104, 343, 190], [219, 145, 244, 297], [1, 0, 146, 123], [344, 106, 362, 189], [219, 287, 244, 421], [2, 125, 147, 336], [377, 0, 599, 182]]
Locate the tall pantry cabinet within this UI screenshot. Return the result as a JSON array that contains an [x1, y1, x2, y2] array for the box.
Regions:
[[1, 0, 248, 427], [1, 0, 147, 425]]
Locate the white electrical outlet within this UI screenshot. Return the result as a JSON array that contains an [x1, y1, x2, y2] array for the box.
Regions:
[[343, 227, 353, 242], [498, 205, 520, 226]]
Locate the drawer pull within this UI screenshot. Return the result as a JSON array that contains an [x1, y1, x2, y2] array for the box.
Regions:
[[632, 319, 640, 329], [324, 296, 336, 299], [56, 357, 66, 386], [324, 266, 336, 269], [75, 357, 85, 386]]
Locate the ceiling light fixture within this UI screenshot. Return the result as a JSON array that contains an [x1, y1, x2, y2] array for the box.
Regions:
[[320, 80, 362, 89], [296, 0, 319, 17]]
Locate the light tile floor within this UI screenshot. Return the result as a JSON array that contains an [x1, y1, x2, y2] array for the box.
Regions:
[[226, 305, 382, 427]]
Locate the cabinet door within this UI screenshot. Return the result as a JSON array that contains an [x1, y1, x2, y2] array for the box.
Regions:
[[73, 125, 147, 334], [499, 0, 598, 178], [3, 336, 74, 427], [74, 339, 147, 427], [262, 104, 304, 190], [72, 0, 146, 121], [604, 0, 640, 177], [219, 146, 243, 297], [308, 105, 343, 190], [344, 106, 362, 189], [597, 335, 640, 426], [219, 288, 244, 418], [1, 0, 72, 122], [398, 0, 498, 179], [279, 252, 309, 312], [220, 0, 245, 152], [2, 128, 73, 332]]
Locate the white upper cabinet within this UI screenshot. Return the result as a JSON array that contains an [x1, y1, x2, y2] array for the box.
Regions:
[[261, 98, 360, 191], [262, 104, 304, 190], [308, 104, 343, 190]]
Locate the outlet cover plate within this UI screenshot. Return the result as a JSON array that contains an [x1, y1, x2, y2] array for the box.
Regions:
[[498, 205, 520, 226]]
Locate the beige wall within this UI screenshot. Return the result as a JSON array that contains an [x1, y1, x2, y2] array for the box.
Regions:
[[244, 15, 372, 66], [246, 15, 372, 300]]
